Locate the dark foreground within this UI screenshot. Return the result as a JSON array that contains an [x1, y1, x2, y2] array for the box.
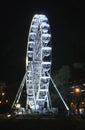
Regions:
[[0, 115, 85, 130]]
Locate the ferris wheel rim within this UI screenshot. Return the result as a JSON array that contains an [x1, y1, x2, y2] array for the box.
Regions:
[[26, 14, 52, 110]]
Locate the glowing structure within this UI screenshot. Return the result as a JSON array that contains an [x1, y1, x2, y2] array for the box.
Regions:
[[12, 14, 69, 114], [26, 14, 52, 111], [12, 14, 52, 112]]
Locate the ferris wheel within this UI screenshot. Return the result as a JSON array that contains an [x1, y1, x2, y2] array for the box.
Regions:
[[26, 14, 52, 111], [12, 14, 69, 115]]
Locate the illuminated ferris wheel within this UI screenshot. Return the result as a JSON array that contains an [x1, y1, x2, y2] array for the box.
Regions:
[[12, 14, 69, 115], [26, 14, 52, 111]]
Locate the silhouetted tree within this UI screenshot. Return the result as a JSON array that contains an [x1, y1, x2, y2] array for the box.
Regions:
[[53, 65, 71, 98]]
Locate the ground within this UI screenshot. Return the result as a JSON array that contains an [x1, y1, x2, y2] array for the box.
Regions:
[[0, 115, 85, 130]]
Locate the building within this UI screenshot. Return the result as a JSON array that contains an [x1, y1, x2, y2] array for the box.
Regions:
[[68, 80, 85, 115], [0, 82, 9, 113]]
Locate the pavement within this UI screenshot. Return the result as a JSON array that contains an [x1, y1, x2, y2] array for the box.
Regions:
[[0, 114, 85, 130]]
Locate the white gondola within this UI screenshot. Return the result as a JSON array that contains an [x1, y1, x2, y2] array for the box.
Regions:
[[28, 41, 35, 48], [42, 33, 51, 43], [29, 32, 36, 40], [27, 51, 33, 58], [42, 62, 51, 71], [31, 24, 38, 32], [41, 22, 49, 33], [42, 47, 52, 56]]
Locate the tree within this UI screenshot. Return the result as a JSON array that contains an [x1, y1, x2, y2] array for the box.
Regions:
[[53, 65, 71, 97]]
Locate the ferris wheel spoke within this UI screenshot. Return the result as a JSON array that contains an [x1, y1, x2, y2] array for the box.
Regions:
[[26, 14, 52, 111]]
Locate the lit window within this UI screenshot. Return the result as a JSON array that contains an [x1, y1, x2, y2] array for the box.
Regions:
[[1, 92, 5, 96], [6, 99, 8, 103], [74, 87, 81, 93]]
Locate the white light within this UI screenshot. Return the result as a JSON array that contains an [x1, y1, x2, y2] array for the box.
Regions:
[[42, 47, 52, 56], [42, 62, 51, 71], [7, 114, 11, 118], [41, 76, 50, 84], [15, 104, 21, 108], [39, 15, 48, 22], [41, 22, 49, 33], [28, 41, 35, 48], [27, 51, 33, 58], [29, 32, 36, 40], [42, 34, 51, 43], [31, 25, 38, 32], [83, 83, 85, 86]]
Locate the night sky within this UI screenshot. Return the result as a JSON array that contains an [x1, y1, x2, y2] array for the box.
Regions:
[[0, 1, 85, 85]]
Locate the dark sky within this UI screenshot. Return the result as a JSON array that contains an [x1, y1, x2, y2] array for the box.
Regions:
[[0, 0, 85, 85]]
